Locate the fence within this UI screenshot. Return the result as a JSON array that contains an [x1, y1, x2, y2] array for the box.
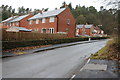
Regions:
[[2, 31, 68, 41]]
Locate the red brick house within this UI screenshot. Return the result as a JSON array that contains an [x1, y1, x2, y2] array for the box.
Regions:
[[76, 24, 85, 36], [76, 24, 95, 37], [1, 14, 33, 29], [9, 14, 33, 28], [76, 24, 105, 37], [1, 16, 17, 29], [84, 24, 95, 36], [28, 7, 76, 37]]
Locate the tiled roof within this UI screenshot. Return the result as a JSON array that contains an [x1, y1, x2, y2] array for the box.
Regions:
[[1, 16, 17, 23], [85, 25, 93, 28], [28, 8, 66, 20], [10, 14, 29, 22], [95, 26, 102, 30], [77, 24, 84, 28]]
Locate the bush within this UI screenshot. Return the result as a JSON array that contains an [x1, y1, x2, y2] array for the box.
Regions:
[[2, 37, 109, 50]]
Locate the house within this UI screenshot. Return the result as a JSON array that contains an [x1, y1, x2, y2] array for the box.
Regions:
[[6, 26, 32, 32], [28, 7, 76, 37], [1, 14, 33, 30], [94, 26, 104, 37], [76, 24, 95, 37], [76, 24, 85, 36], [1, 16, 17, 29], [76, 24, 105, 37], [9, 14, 33, 28], [84, 24, 95, 36]]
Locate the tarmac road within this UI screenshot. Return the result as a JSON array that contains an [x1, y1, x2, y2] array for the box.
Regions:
[[2, 39, 108, 78]]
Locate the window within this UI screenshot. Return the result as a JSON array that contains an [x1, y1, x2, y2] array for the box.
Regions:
[[67, 19, 70, 25], [3, 23, 6, 26], [42, 18, 46, 23], [29, 20, 32, 24], [16, 22, 19, 25], [36, 19, 39, 24], [13, 23, 15, 26], [10, 23, 12, 26], [49, 17, 54, 22], [49, 28, 54, 33], [34, 28, 39, 31], [42, 28, 46, 33]]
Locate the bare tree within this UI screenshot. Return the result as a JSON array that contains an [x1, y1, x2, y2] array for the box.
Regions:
[[103, 0, 120, 9]]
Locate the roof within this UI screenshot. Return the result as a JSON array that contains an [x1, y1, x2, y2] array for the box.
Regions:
[[10, 14, 29, 22], [1, 16, 17, 23], [7, 26, 32, 31], [77, 24, 84, 28], [95, 26, 102, 30], [28, 8, 66, 20], [84, 25, 93, 28]]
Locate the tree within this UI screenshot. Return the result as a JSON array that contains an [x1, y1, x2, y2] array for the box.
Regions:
[[60, 1, 66, 9], [68, 3, 73, 10], [88, 6, 97, 13], [76, 15, 86, 24]]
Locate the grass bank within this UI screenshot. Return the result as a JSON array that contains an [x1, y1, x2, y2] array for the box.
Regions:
[[90, 38, 120, 72]]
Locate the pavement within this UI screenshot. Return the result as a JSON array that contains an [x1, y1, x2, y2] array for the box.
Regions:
[[1, 40, 100, 58], [74, 59, 119, 79]]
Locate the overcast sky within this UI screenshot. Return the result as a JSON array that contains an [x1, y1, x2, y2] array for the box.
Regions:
[[0, 0, 103, 11]]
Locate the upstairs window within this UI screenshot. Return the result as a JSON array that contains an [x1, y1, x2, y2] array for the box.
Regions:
[[16, 22, 19, 25], [49, 17, 54, 22], [36, 19, 39, 24], [29, 20, 32, 24], [67, 19, 70, 25], [10, 23, 12, 26], [13, 23, 15, 26], [42, 18, 46, 23], [34, 28, 39, 31]]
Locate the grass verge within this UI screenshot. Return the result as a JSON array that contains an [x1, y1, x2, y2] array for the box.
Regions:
[[90, 39, 119, 61]]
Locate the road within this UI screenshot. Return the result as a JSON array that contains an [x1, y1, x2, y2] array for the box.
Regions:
[[2, 40, 108, 78]]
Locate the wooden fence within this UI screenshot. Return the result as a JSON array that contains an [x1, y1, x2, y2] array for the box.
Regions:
[[2, 31, 68, 41]]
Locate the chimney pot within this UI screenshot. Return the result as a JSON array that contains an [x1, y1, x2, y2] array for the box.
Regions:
[[65, 4, 68, 8], [11, 14, 14, 17], [29, 11, 33, 15], [40, 10, 43, 14]]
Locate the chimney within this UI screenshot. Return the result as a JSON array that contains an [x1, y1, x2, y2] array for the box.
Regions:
[[86, 23, 88, 25], [64, 4, 68, 8], [11, 14, 14, 17], [28, 11, 33, 15], [40, 10, 43, 14]]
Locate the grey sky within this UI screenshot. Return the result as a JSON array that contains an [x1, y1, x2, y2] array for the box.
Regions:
[[0, 0, 103, 11]]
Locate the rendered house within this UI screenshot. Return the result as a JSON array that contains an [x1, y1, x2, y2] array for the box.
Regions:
[[28, 7, 76, 37]]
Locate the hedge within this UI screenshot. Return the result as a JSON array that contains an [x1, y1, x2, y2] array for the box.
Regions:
[[2, 37, 109, 50]]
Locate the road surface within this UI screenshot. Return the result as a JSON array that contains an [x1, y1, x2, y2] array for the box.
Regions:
[[2, 40, 108, 78]]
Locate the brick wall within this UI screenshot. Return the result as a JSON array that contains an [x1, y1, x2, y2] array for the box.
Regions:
[[57, 8, 76, 37], [28, 17, 57, 33]]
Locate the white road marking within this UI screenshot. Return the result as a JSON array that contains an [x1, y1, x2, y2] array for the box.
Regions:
[[87, 58, 90, 63], [71, 74, 76, 79]]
